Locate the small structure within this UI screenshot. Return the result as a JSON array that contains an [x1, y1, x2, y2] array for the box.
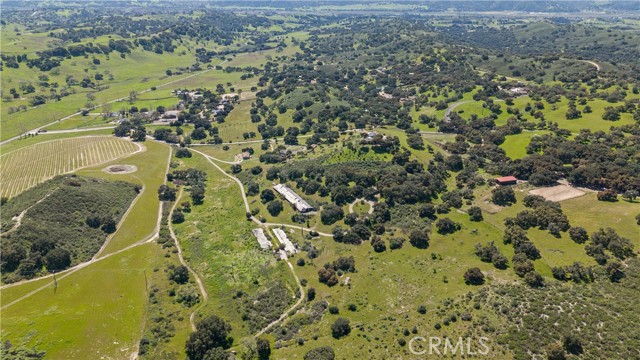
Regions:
[[273, 184, 314, 212], [241, 151, 251, 160], [496, 176, 518, 185], [272, 228, 297, 254], [252, 228, 272, 250]]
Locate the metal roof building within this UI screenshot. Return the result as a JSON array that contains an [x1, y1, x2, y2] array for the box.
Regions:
[[273, 184, 314, 212]]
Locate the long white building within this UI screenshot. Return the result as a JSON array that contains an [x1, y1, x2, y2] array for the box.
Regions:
[[273, 183, 314, 212], [272, 228, 297, 254], [251, 228, 272, 250]]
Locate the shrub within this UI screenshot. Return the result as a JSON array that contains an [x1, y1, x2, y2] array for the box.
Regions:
[[169, 265, 189, 284], [267, 200, 283, 216], [304, 346, 335, 360], [389, 237, 405, 250], [175, 148, 192, 158], [468, 206, 483, 221], [331, 318, 351, 339], [596, 189, 618, 202], [409, 229, 429, 249], [185, 315, 232, 360], [172, 210, 185, 224], [568, 226, 589, 244], [435, 218, 461, 234], [320, 204, 344, 225], [463, 267, 485, 285], [492, 186, 516, 206]]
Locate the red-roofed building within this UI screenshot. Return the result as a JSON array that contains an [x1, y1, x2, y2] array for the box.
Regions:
[[496, 176, 517, 185]]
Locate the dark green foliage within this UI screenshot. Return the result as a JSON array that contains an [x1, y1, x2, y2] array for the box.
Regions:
[[409, 229, 429, 249], [320, 204, 344, 225], [176, 148, 192, 158], [304, 346, 335, 360], [406, 133, 424, 150], [597, 189, 618, 202], [588, 228, 635, 261], [332, 256, 356, 272], [524, 271, 545, 288], [331, 318, 351, 339], [172, 210, 185, 224], [185, 315, 232, 360], [546, 343, 565, 360], [318, 267, 338, 287], [551, 262, 594, 283], [370, 236, 386, 252], [435, 218, 461, 234], [43, 248, 71, 271], [562, 335, 583, 355], [389, 237, 405, 250], [468, 206, 483, 221], [463, 267, 485, 285], [260, 189, 275, 203], [568, 226, 588, 244], [474, 241, 507, 269], [267, 200, 283, 216], [256, 337, 271, 360], [605, 261, 625, 282], [158, 185, 177, 201], [0, 176, 138, 282], [492, 186, 516, 206], [169, 265, 189, 284], [307, 287, 316, 301]]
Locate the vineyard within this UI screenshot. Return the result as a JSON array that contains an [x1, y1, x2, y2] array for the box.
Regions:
[[0, 136, 141, 199]]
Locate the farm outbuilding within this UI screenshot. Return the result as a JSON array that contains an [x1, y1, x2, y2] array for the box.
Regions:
[[272, 228, 297, 254], [495, 176, 518, 185], [273, 184, 314, 212], [252, 228, 272, 250]]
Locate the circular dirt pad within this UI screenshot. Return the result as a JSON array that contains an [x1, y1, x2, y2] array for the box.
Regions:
[[103, 164, 138, 174]]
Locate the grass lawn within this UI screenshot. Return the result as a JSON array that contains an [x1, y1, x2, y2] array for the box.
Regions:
[[172, 151, 296, 343]]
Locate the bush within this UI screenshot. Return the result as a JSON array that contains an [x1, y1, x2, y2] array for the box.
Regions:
[[596, 189, 618, 202], [409, 229, 429, 249], [417, 305, 427, 314], [320, 204, 344, 225], [175, 148, 192, 158], [568, 226, 589, 244], [169, 265, 189, 284], [468, 206, 483, 221], [172, 210, 185, 224], [331, 318, 351, 339], [44, 248, 71, 271], [437, 218, 461, 234], [307, 287, 316, 301], [329, 306, 339, 314], [563, 335, 583, 355], [492, 186, 516, 206], [304, 346, 335, 360], [389, 237, 405, 250], [463, 267, 485, 285], [370, 236, 386, 252], [267, 200, 283, 216], [185, 315, 232, 360]]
